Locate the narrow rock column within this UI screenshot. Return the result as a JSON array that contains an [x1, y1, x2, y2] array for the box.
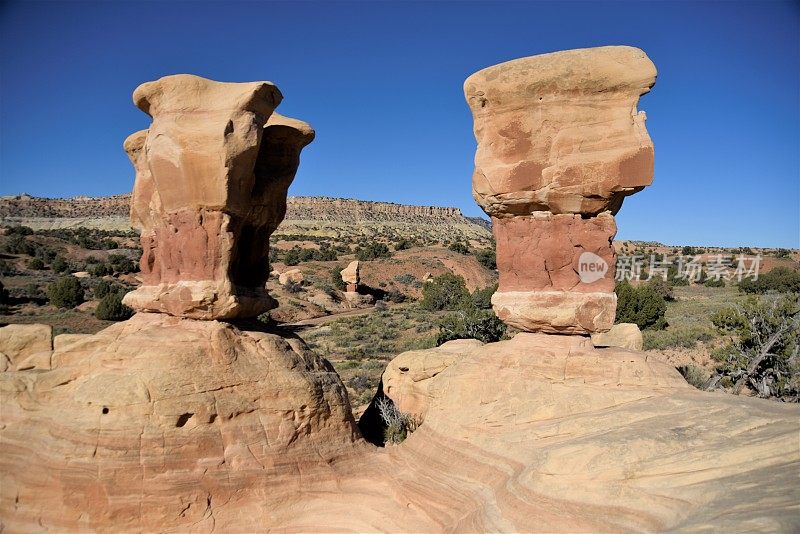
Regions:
[[122, 74, 314, 320], [464, 46, 656, 334]]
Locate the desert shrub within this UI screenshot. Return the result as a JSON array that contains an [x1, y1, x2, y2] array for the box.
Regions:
[[646, 277, 674, 301], [738, 267, 800, 294], [88, 262, 113, 277], [704, 277, 725, 288], [108, 253, 137, 273], [678, 364, 710, 389], [47, 276, 84, 308], [708, 294, 800, 400], [393, 273, 417, 286], [374, 300, 388, 312], [615, 281, 668, 330], [420, 273, 470, 311], [773, 248, 792, 259], [394, 239, 412, 251], [6, 225, 34, 236], [376, 397, 419, 445], [94, 279, 112, 298], [51, 256, 69, 273], [448, 241, 470, 255], [285, 281, 304, 293], [330, 267, 347, 290], [27, 258, 45, 270], [385, 289, 406, 303], [474, 248, 497, 270], [470, 284, 496, 310], [283, 248, 301, 266], [357, 242, 391, 261], [95, 292, 133, 321], [642, 326, 715, 350], [437, 306, 505, 345], [4, 235, 35, 255]]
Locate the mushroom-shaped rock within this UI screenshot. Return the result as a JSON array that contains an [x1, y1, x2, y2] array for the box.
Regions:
[[465, 46, 656, 333], [340, 260, 360, 286], [121, 75, 315, 320]]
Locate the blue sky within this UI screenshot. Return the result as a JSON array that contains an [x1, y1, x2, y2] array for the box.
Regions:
[[1, 1, 798, 247]]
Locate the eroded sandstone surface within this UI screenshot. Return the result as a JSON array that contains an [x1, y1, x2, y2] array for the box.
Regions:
[[122, 75, 314, 320]]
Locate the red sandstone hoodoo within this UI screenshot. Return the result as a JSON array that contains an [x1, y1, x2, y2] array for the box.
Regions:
[[122, 74, 314, 320], [464, 46, 657, 334]]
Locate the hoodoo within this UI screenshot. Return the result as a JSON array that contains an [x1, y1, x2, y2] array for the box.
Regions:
[[465, 46, 656, 333]]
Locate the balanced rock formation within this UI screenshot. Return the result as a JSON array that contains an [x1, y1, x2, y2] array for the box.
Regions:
[[465, 46, 656, 333], [341, 260, 360, 292], [122, 74, 314, 320]]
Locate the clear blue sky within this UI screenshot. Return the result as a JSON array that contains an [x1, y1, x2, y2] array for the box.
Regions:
[[1, 1, 798, 248]]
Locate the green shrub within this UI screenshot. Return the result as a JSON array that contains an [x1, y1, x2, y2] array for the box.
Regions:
[[475, 248, 496, 270], [51, 256, 69, 273], [448, 241, 470, 254], [27, 258, 45, 270], [437, 306, 505, 345], [357, 242, 391, 261], [6, 225, 34, 236], [4, 235, 35, 255], [95, 292, 133, 321], [47, 276, 84, 308], [88, 262, 113, 277], [421, 273, 470, 311], [738, 267, 800, 294], [94, 279, 112, 298], [470, 284, 496, 310], [615, 281, 668, 330], [394, 239, 412, 251], [330, 267, 347, 290]]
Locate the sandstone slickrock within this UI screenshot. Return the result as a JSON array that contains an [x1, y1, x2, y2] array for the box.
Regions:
[[0, 323, 52, 370], [465, 46, 656, 333], [363, 335, 800, 532], [122, 74, 314, 320], [0, 313, 362, 531]]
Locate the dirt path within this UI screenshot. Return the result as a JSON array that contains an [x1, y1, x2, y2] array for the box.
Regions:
[[284, 306, 376, 330]]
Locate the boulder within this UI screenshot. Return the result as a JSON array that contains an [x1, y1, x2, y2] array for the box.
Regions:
[[340, 260, 360, 286], [591, 322, 644, 350], [0, 324, 52, 369], [278, 268, 304, 286], [121, 75, 314, 320], [464, 46, 656, 333]]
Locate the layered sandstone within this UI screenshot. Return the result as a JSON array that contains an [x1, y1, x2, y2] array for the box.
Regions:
[[122, 75, 314, 319], [367, 335, 799, 531], [0, 313, 362, 531], [465, 46, 656, 333]]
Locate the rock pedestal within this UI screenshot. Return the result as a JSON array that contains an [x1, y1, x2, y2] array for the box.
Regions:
[[464, 46, 656, 333], [122, 74, 314, 320]]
